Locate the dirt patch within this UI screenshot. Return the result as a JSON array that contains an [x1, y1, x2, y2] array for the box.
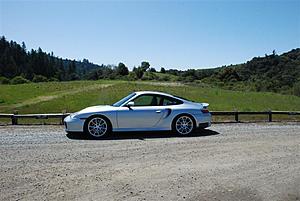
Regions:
[[135, 81, 185, 87]]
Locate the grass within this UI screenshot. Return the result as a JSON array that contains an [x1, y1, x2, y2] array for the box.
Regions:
[[0, 80, 118, 112], [1, 80, 300, 115], [153, 72, 179, 81]]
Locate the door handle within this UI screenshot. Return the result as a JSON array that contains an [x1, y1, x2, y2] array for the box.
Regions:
[[156, 110, 161, 113]]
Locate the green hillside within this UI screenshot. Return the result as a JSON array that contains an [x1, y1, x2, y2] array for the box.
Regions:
[[1, 80, 300, 114], [203, 49, 300, 94]]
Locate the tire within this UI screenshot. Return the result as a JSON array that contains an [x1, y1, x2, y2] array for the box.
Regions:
[[172, 114, 195, 135], [84, 115, 112, 139]]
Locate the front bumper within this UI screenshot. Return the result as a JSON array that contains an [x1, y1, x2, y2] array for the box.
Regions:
[[64, 115, 85, 132]]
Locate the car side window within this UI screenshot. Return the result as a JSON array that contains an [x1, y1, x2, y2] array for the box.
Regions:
[[161, 96, 183, 106], [133, 95, 160, 106]]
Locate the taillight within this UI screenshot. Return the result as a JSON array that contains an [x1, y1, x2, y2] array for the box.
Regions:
[[201, 109, 209, 113]]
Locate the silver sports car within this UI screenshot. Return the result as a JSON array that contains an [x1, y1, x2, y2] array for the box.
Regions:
[[64, 91, 211, 138]]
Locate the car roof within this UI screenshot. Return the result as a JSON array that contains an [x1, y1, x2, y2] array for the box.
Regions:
[[135, 91, 181, 99], [135, 91, 171, 96]]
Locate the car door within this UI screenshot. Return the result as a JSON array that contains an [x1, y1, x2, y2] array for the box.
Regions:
[[117, 94, 167, 130]]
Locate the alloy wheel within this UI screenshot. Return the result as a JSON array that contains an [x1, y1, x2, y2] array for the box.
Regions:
[[175, 116, 194, 135], [87, 117, 108, 137]]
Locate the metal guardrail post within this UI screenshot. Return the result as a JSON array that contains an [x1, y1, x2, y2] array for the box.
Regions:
[[61, 110, 67, 125], [235, 111, 239, 122], [12, 111, 18, 125], [268, 111, 272, 122], [61, 115, 65, 125]]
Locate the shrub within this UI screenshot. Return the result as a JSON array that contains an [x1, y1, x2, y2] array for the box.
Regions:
[[48, 77, 59, 82], [10, 76, 30, 84], [69, 73, 80, 81], [182, 76, 194, 83], [156, 75, 170, 82], [160, 67, 166, 73], [127, 72, 137, 81], [141, 72, 158, 80], [32, 74, 48, 83], [134, 68, 144, 79], [0, 76, 10, 84]]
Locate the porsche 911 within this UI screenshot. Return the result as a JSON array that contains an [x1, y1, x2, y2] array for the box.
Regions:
[[64, 91, 211, 138]]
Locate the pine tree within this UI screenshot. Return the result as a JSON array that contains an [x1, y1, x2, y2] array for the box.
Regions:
[[21, 42, 26, 52]]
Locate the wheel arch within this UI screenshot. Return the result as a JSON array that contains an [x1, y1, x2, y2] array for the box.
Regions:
[[171, 112, 197, 130], [84, 114, 113, 132]]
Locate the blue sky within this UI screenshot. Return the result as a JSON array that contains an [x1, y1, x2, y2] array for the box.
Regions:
[[1, 0, 299, 70]]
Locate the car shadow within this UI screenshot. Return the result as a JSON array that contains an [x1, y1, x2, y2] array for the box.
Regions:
[[66, 128, 220, 141]]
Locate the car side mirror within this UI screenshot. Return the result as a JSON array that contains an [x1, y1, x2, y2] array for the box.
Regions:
[[127, 101, 134, 108]]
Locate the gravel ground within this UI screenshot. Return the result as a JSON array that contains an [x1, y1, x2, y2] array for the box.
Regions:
[[0, 123, 299, 201]]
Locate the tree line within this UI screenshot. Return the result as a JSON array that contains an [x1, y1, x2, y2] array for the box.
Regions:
[[0, 36, 171, 84], [0, 36, 132, 83]]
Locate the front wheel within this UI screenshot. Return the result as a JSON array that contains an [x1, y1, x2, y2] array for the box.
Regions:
[[84, 116, 111, 138], [172, 115, 195, 135]]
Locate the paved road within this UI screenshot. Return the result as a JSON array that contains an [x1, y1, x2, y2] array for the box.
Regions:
[[0, 123, 299, 201]]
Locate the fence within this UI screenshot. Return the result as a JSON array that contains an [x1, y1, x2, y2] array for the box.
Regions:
[[0, 111, 300, 125], [211, 111, 300, 122], [0, 113, 70, 125]]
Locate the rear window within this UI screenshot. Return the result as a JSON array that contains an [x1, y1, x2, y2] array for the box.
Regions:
[[161, 96, 183, 106], [173, 95, 194, 102]]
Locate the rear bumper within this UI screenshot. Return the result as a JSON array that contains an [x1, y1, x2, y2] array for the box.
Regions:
[[198, 122, 211, 129], [193, 113, 212, 128], [64, 115, 85, 132]]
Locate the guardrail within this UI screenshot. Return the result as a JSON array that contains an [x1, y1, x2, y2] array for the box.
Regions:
[[0, 113, 70, 125], [211, 111, 300, 122], [0, 111, 299, 125]]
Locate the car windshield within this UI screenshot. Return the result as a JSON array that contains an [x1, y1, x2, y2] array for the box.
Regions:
[[112, 92, 136, 107]]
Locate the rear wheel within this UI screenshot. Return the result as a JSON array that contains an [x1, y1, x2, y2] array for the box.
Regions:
[[172, 114, 195, 135], [84, 116, 111, 138]]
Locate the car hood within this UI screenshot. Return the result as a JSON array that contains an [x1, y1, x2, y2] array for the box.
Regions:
[[77, 105, 116, 114]]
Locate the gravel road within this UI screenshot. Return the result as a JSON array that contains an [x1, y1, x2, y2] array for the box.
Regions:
[[0, 123, 299, 201]]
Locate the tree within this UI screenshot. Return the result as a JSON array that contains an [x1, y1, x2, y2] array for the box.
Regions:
[[21, 42, 26, 52], [141, 61, 150, 72], [68, 60, 76, 75], [148, 67, 156, 72], [82, 58, 89, 63], [66, 60, 77, 80], [134, 67, 144, 79], [6, 56, 18, 78], [132, 61, 151, 79], [160, 67, 166, 73], [57, 59, 65, 81], [116, 62, 129, 76]]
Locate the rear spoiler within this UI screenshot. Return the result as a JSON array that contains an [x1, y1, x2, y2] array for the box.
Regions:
[[202, 103, 209, 108]]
